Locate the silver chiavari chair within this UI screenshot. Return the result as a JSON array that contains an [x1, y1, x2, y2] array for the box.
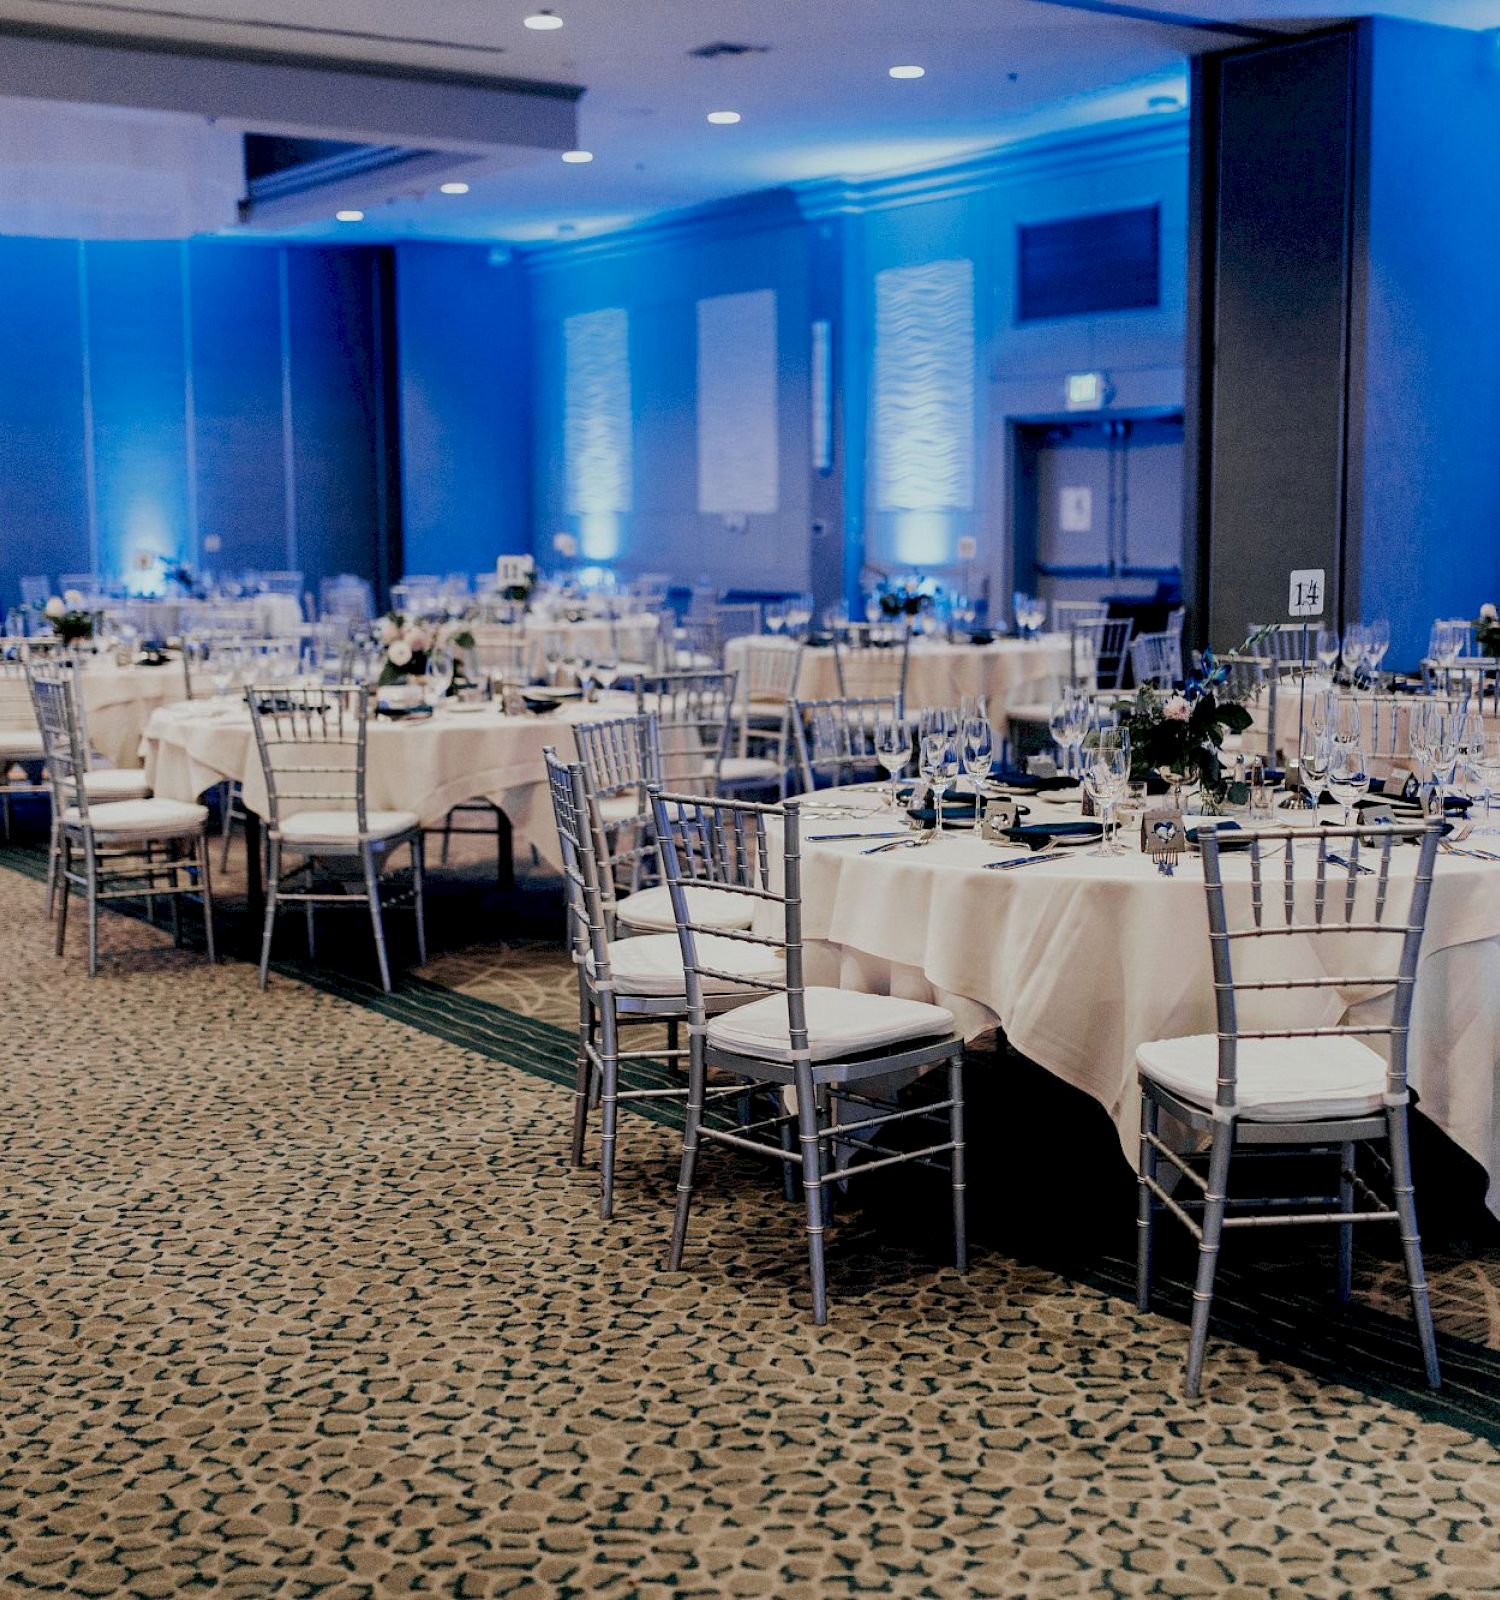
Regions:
[[471, 626, 533, 688], [319, 574, 375, 626], [1211, 653, 1276, 760], [832, 625, 910, 705], [1073, 616, 1133, 692], [638, 668, 780, 796], [247, 684, 425, 993], [670, 616, 724, 670], [572, 712, 759, 942], [1249, 621, 1321, 679], [31, 663, 215, 975], [544, 750, 777, 1218], [1051, 599, 1108, 632], [0, 643, 50, 840], [1129, 629, 1182, 689], [792, 695, 902, 793], [650, 788, 968, 1324], [1136, 820, 1445, 1397], [734, 639, 802, 791], [714, 602, 762, 645]]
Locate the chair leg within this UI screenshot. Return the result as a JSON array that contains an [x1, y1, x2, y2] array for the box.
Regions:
[[571, 991, 594, 1166], [1137, 1090, 1159, 1312], [440, 811, 453, 866], [949, 1055, 968, 1274], [795, 1063, 830, 1325], [54, 834, 71, 957], [1184, 1124, 1234, 1399], [1336, 1139, 1355, 1304], [196, 832, 217, 964], [168, 846, 182, 947], [219, 781, 235, 871], [598, 994, 620, 1220], [777, 1091, 797, 1202], [412, 835, 428, 966], [145, 841, 158, 928], [361, 844, 392, 993], [1388, 1105, 1441, 1388], [84, 836, 100, 978], [666, 1034, 708, 1273], [258, 840, 281, 990], [45, 813, 60, 919]]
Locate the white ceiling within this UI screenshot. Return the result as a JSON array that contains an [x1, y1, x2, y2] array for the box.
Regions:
[[0, 0, 1496, 242]]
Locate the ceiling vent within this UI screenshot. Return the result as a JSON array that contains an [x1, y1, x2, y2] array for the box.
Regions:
[[687, 41, 770, 59]]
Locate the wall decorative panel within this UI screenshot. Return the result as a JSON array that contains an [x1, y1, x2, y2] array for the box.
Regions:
[[564, 306, 632, 514], [873, 258, 975, 512], [695, 288, 778, 514]]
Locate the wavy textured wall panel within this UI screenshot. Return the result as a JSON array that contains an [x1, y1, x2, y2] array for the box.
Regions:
[[564, 306, 632, 514], [696, 288, 778, 515], [873, 258, 974, 512]]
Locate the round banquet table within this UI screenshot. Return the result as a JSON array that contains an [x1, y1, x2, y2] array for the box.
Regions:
[[79, 661, 188, 769], [519, 611, 660, 666], [139, 691, 640, 871], [769, 786, 1500, 1219], [724, 633, 1071, 721]]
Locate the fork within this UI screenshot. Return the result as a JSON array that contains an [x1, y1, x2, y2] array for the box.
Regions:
[[1325, 851, 1373, 875], [984, 849, 1060, 872], [863, 832, 933, 855]]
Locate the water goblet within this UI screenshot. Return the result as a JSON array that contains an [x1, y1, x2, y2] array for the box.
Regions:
[[961, 715, 994, 832], [1328, 741, 1370, 828], [874, 714, 912, 811], [920, 727, 958, 835], [1301, 724, 1332, 809]]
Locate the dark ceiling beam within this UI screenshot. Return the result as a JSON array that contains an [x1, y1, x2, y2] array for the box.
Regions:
[[0, 19, 581, 154], [1023, 0, 1287, 41]]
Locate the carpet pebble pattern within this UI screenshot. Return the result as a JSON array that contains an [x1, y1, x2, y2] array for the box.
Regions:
[[3, 865, 1500, 1596]]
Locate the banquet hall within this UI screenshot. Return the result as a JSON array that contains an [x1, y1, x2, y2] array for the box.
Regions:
[[3, 0, 1500, 1593]]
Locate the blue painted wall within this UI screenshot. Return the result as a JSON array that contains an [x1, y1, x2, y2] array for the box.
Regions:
[[0, 238, 388, 613], [1351, 18, 1500, 667], [394, 242, 532, 579]]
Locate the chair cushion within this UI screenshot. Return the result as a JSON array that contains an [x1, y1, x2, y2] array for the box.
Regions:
[[0, 728, 44, 758], [278, 809, 420, 845], [706, 986, 957, 1064], [1136, 1033, 1388, 1122], [62, 798, 208, 838], [79, 768, 152, 801], [719, 756, 782, 785], [597, 791, 645, 826], [593, 932, 783, 997], [614, 883, 755, 933]]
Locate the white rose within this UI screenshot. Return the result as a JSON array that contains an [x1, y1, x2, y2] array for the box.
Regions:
[[552, 532, 579, 558], [405, 626, 430, 654], [378, 616, 400, 644], [43, 596, 65, 620], [387, 639, 413, 668], [62, 589, 84, 609], [1481, 603, 1498, 622]]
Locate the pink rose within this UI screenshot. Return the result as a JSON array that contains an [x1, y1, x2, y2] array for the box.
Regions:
[[1163, 695, 1191, 722]]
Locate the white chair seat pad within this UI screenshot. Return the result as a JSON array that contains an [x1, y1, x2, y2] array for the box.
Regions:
[[614, 883, 755, 933], [597, 792, 645, 826], [707, 986, 957, 1064], [719, 755, 782, 784], [79, 768, 152, 801], [1136, 1033, 1389, 1121], [62, 798, 208, 838], [593, 932, 783, 997], [278, 809, 420, 845], [0, 728, 44, 758]]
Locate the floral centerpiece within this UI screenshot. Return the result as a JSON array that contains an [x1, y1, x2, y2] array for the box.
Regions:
[[874, 573, 938, 618], [43, 590, 94, 646], [499, 553, 538, 603], [377, 613, 475, 688], [1119, 647, 1254, 802], [1476, 602, 1499, 657], [160, 558, 202, 599]]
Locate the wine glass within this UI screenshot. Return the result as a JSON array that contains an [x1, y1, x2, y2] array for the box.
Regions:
[[1085, 745, 1130, 856], [874, 714, 911, 811], [1367, 618, 1390, 684], [961, 715, 995, 832], [1315, 626, 1341, 672], [1476, 734, 1500, 826], [1429, 713, 1460, 816], [595, 656, 619, 696], [1307, 688, 1335, 743], [1328, 741, 1370, 828], [920, 725, 958, 835], [1301, 724, 1331, 809], [1332, 694, 1362, 746]]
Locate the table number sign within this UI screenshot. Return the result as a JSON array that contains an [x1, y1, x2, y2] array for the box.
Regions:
[[1143, 810, 1187, 873], [981, 798, 1019, 839], [1288, 569, 1326, 619]]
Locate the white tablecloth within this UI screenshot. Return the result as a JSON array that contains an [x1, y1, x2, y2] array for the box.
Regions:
[[80, 662, 187, 769], [118, 596, 304, 639], [777, 789, 1500, 1218], [725, 634, 1071, 720], [139, 692, 637, 866]]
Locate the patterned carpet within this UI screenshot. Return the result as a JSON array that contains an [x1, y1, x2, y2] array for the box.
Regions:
[[4, 838, 1500, 1596]]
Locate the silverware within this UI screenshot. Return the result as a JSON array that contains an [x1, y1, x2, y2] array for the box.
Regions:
[[1325, 852, 1373, 875], [984, 850, 1061, 872], [812, 830, 907, 842], [863, 830, 937, 854]]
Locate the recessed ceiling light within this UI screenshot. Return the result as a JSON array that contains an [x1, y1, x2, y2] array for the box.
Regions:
[[524, 10, 563, 29], [706, 110, 741, 125], [335, 209, 364, 222], [888, 65, 925, 80], [439, 181, 470, 195], [561, 149, 593, 163]]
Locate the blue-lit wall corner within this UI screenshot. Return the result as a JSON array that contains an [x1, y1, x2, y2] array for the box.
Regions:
[[0, 235, 393, 612], [394, 241, 533, 579], [1353, 18, 1500, 668]]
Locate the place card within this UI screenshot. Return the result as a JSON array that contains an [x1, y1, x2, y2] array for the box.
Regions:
[[980, 799, 1019, 839], [1142, 810, 1187, 863]]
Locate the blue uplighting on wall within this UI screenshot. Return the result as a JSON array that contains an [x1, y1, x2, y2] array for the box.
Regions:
[[873, 258, 975, 514], [696, 288, 778, 515], [564, 306, 632, 518]]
